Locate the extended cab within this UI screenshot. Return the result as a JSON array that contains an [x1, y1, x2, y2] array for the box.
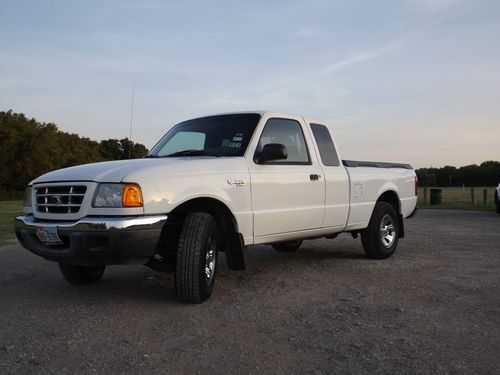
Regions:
[[15, 112, 418, 303]]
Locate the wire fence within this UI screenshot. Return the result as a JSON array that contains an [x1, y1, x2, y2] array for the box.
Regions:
[[418, 186, 497, 211]]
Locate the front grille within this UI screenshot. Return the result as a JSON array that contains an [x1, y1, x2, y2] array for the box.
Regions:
[[35, 185, 87, 214]]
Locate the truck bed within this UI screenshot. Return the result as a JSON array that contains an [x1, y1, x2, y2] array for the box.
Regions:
[[342, 160, 413, 170]]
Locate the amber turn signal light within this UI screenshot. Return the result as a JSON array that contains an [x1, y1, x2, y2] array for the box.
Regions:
[[122, 183, 143, 207]]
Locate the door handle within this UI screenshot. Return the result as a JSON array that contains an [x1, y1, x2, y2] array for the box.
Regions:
[[310, 174, 320, 181]]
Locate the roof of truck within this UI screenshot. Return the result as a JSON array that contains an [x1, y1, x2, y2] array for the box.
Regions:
[[185, 111, 328, 127]]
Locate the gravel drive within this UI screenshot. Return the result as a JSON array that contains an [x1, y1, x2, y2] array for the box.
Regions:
[[0, 209, 499, 374]]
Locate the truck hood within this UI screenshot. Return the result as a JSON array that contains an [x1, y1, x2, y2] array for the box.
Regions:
[[31, 157, 247, 184]]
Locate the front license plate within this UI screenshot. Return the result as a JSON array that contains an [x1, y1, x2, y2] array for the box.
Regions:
[[35, 226, 62, 244]]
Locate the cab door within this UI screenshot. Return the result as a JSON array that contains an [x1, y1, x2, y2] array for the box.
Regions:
[[309, 123, 350, 229], [247, 116, 325, 237]]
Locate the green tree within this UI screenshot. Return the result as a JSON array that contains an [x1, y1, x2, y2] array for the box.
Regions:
[[99, 139, 123, 160], [0, 110, 148, 191], [98, 138, 148, 160]]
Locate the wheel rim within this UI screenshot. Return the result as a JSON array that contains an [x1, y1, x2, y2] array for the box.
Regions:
[[204, 236, 217, 284], [379, 214, 396, 248]]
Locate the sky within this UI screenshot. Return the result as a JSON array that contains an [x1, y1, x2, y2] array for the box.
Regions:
[[0, 0, 499, 168]]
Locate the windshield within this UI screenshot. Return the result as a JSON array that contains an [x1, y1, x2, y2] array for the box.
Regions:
[[147, 114, 261, 158]]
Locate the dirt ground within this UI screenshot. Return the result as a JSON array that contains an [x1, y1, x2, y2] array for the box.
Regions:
[[0, 209, 499, 374]]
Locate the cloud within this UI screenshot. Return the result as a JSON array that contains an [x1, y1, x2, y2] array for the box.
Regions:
[[323, 51, 380, 74], [321, 2, 462, 77], [203, 96, 252, 109], [420, 0, 460, 11], [293, 27, 320, 39]]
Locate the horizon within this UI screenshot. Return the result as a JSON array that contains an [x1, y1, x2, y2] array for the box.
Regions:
[[1, 0, 499, 169], [1, 107, 497, 170]]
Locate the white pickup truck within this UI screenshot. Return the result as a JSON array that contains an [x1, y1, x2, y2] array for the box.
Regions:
[[15, 112, 417, 303]]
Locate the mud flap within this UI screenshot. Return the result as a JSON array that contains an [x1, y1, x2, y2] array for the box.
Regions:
[[225, 232, 246, 271], [398, 214, 405, 238]]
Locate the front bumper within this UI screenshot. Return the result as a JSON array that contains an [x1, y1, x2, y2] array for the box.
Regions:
[[15, 215, 168, 266]]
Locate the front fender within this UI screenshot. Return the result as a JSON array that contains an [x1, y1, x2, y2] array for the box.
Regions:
[[138, 174, 253, 243]]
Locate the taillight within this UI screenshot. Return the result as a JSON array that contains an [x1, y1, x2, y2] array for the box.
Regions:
[[415, 176, 418, 196]]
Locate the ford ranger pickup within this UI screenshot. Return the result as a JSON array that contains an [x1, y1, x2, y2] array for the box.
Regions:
[[15, 112, 418, 303]]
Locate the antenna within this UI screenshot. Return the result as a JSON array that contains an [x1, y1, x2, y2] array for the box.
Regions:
[[128, 84, 135, 159]]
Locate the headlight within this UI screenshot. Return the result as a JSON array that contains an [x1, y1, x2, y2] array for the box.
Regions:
[[93, 183, 143, 208], [23, 186, 33, 207]]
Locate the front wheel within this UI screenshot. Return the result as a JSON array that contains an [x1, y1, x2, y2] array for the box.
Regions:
[[361, 202, 400, 259], [175, 212, 219, 303], [58, 264, 106, 285]]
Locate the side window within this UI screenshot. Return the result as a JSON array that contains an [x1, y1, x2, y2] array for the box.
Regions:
[[257, 118, 310, 164], [310, 124, 340, 166], [157, 132, 205, 156]]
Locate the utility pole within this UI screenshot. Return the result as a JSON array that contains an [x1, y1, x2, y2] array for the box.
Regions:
[[128, 84, 135, 159]]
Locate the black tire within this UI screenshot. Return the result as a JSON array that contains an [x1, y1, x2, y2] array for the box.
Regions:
[[272, 240, 303, 252], [175, 212, 219, 303], [58, 264, 106, 285], [496, 203, 500, 214], [361, 202, 400, 259]]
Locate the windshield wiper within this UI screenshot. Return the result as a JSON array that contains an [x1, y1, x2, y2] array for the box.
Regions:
[[165, 149, 208, 157], [150, 149, 222, 157]]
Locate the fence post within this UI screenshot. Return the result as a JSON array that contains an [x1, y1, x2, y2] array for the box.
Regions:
[[423, 188, 428, 206], [471, 188, 476, 207], [483, 189, 488, 207]]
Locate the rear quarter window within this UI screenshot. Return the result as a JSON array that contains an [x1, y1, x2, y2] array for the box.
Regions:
[[310, 123, 340, 166]]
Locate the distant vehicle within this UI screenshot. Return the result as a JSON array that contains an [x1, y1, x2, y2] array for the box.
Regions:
[[15, 112, 418, 303], [496, 183, 500, 214]]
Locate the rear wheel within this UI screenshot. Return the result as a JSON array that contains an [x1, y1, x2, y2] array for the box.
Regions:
[[58, 264, 106, 285], [272, 240, 303, 252], [361, 202, 399, 259], [175, 212, 219, 303]]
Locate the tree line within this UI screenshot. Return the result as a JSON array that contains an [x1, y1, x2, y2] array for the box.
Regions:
[[0, 110, 148, 191], [416, 162, 500, 187], [1, 110, 498, 192]]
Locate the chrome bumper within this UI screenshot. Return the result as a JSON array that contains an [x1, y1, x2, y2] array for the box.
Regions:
[[14, 214, 169, 266], [15, 214, 168, 231]]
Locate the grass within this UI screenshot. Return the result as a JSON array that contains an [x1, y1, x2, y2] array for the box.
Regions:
[[0, 200, 22, 245], [0, 187, 496, 245], [418, 186, 497, 212]]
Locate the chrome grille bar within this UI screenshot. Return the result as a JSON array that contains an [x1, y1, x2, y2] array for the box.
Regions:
[[34, 185, 87, 214]]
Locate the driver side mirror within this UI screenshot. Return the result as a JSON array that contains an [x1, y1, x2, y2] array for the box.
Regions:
[[256, 143, 288, 163]]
